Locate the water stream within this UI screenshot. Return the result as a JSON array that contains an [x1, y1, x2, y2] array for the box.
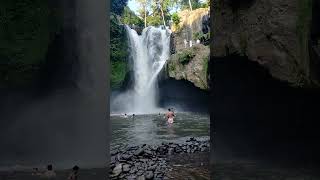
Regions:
[[111, 26, 171, 114]]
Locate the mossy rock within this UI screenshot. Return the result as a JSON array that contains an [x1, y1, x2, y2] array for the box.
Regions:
[[178, 49, 196, 65]]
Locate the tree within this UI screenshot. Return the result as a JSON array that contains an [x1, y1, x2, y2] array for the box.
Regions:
[[158, 0, 166, 26], [179, 0, 201, 10], [121, 6, 144, 26], [111, 0, 129, 15], [188, 0, 193, 11], [137, 0, 150, 27]]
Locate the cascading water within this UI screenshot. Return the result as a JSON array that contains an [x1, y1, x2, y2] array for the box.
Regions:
[[111, 26, 171, 114]]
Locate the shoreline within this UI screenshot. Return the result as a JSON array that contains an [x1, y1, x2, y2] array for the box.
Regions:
[[110, 137, 210, 179]]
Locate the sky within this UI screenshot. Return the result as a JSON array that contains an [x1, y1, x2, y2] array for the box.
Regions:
[[127, 0, 206, 15]]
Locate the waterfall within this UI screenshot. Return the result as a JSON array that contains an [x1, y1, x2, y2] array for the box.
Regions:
[[111, 26, 171, 114]]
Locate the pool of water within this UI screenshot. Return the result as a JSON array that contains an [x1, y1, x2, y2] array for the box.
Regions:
[[111, 112, 210, 151]]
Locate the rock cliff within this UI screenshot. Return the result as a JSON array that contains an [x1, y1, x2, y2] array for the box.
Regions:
[[167, 8, 210, 90], [167, 44, 209, 90], [212, 0, 317, 87]]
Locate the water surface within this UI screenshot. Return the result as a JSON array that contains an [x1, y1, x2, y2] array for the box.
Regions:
[[111, 112, 210, 151]]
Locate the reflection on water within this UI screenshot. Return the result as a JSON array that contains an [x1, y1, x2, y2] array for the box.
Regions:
[[111, 112, 210, 151]]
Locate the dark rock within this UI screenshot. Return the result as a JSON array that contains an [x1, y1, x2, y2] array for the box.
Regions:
[[168, 148, 174, 155], [111, 150, 118, 156], [137, 170, 144, 176], [123, 164, 130, 172], [145, 171, 154, 179], [134, 148, 144, 156], [127, 175, 137, 180], [147, 165, 157, 171], [122, 154, 133, 160], [111, 163, 122, 177], [138, 175, 146, 180]]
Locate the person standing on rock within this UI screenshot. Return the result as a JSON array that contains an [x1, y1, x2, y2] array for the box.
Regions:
[[166, 108, 175, 124], [184, 39, 188, 48]]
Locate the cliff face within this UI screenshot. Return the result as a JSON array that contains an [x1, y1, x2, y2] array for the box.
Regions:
[[211, 0, 320, 165], [167, 8, 210, 90], [212, 0, 316, 87], [167, 44, 209, 90]]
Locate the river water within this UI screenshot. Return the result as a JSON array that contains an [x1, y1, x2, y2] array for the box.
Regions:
[[110, 112, 210, 152]]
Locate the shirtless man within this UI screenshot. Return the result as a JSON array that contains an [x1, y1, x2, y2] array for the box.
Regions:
[[165, 108, 175, 124]]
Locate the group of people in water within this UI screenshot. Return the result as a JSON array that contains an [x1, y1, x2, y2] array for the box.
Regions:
[[122, 108, 175, 124], [32, 164, 79, 179]]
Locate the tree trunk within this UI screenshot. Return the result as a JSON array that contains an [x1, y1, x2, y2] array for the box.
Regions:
[[159, 0, 166, 27], [188, 0, 193, 11], [144, 3, 147, 28]]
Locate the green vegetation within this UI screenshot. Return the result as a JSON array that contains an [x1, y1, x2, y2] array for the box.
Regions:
[[111, 60, 128, 88], [111, 0, 129, 15], [110, 14, 129, 89], [121, 6, 144, 26], [172, 13, 180, 26], [168, 62, 176, 72], [178, 49, 196, 65], [202, 55, 209, 79], [193, 32, 210, 45], [180, 0, 202, 10], [0, 0, 61, 88]]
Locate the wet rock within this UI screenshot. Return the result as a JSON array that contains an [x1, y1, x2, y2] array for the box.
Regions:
[[145, 171, 154, 179], [168, 148, 174, 155], [109, 138, 210, 179], [122, 164, 130, 172], [137, 170, 144, 176], [111, 163, 122, 177], [127, 175, 137, 180], [122, 154, 133, 160], [147, 165, 157, 171], [135, 148, 145, 156], [138, 175, 146, 180]]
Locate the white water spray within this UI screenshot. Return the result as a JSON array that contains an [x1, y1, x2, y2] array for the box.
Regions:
[[111, 26, 171, 114]]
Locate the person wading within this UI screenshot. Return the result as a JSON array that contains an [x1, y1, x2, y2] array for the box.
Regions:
[[165, 108, 175, 124], [68, 165, 79, 180]]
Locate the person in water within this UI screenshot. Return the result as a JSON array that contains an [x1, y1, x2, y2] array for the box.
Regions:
[[68, 165, 79, 180], [40, 164, 56, 179], [124, 113, 127, 118], [166, 108, 175, 124]]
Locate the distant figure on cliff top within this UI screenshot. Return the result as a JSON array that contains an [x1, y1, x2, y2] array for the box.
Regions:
[[166, 108, 175, 124], [189, 40, 193, 47], [184, 39, 188, 48]]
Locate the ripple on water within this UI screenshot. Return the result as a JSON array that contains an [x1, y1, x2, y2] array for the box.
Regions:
[[111, 112, 210, 151]]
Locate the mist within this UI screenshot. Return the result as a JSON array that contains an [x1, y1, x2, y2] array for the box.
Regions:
[[0, 0, 109, 170]]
